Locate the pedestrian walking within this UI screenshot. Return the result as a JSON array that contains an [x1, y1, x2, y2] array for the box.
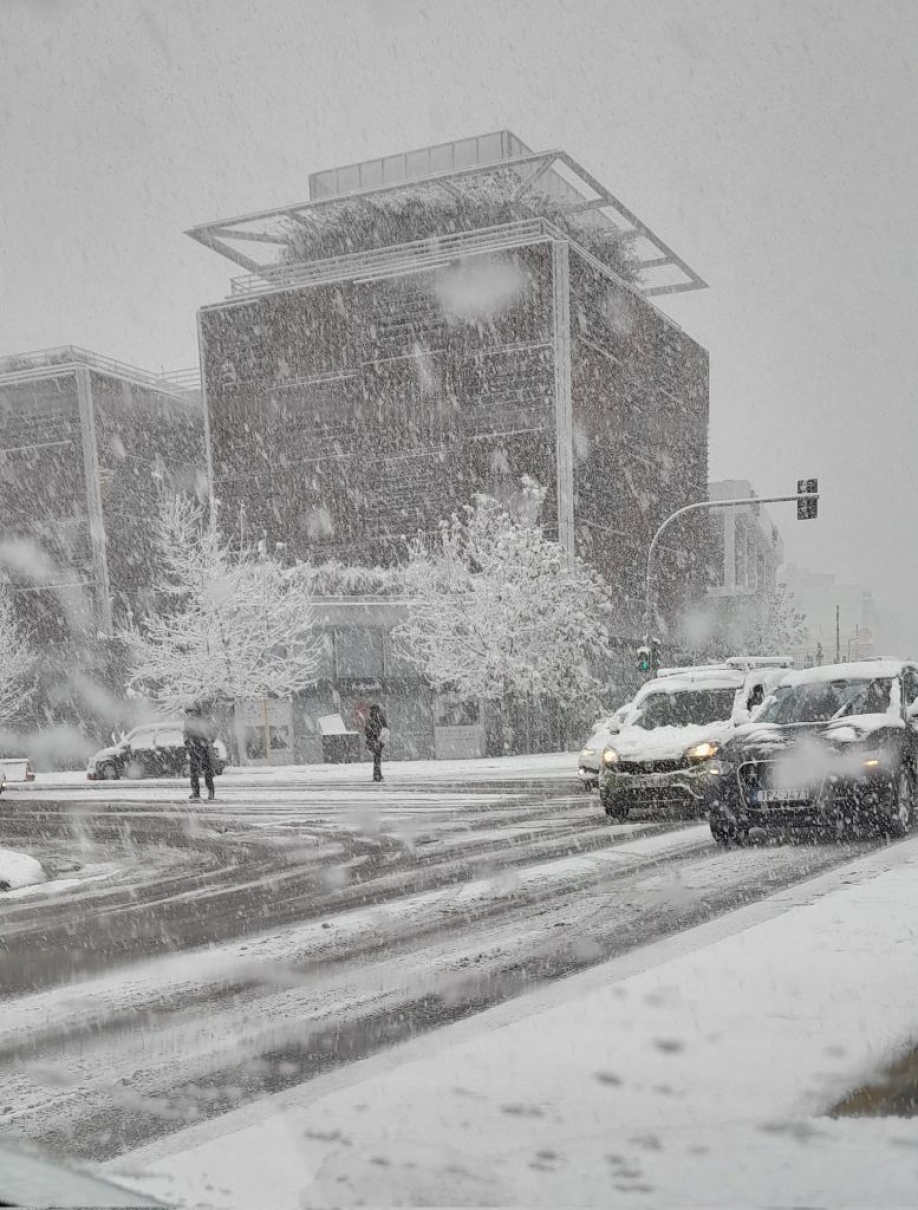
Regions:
[[364, 703, 389, 783], [183, 702, 218, 801]]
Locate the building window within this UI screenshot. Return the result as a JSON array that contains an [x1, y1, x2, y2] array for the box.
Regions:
[[336, 628, 384, 679]]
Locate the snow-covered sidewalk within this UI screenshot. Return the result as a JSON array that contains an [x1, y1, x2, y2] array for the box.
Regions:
[[115, 835, 918, 1209], [24, 751, 581, 794]]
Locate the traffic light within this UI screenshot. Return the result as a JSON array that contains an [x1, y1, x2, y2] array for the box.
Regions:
[[797, 478, 818, 520], [637, 639, 661, 680]]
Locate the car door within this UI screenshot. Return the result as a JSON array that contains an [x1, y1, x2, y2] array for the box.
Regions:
[[155, 727, 186, 776], [126, 728, 158, 777]]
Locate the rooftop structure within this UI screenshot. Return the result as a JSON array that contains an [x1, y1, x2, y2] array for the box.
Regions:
[[187, 130, 706, 300], [0, 345, 200, 400]]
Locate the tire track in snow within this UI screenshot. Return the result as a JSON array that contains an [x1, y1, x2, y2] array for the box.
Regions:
[[1, 831, 879, 1161]]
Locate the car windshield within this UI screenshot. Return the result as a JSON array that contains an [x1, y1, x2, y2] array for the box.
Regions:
[[632, 687, 738, 729], [756, 677, 893, 724]]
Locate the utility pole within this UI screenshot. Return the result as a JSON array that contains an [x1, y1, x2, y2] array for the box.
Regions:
[[835, 604, 841, 663]]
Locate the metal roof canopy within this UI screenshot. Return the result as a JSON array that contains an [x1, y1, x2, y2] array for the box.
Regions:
[[187, 137, 706, 299]]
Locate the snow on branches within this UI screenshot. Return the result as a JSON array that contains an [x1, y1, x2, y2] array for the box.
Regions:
[[122, 494, 321, 712], [395, 480, 616, 709], [0, 585, 36, 724]]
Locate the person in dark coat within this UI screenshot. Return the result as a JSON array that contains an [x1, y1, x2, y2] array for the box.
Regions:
[[183, 702, 218, 801], [364, 704, 389, 783]]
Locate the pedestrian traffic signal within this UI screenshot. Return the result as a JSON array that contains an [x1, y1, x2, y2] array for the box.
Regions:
[[797, 478, 818, 520], [637, 640, 660, 680]]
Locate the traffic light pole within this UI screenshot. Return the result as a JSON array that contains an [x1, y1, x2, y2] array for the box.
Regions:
[[644, 490, 820, 638]]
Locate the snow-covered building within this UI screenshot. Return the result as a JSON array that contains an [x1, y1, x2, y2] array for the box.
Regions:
[[0, 346, 205, 643], [191, 131, 710, 636]]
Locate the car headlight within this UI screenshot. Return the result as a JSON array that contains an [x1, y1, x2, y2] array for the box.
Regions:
[[602, 747, 620, 767], [685, 740, 720, 764], [580, 747, 596, 759], [704, 758, 730, 777], [862, 756, 886, 771]]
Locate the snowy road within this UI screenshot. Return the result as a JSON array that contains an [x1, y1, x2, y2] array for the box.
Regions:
[[0, 774, 886, 1165]]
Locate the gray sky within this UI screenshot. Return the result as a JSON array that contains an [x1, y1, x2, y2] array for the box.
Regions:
[[2, 0, 917, 642]]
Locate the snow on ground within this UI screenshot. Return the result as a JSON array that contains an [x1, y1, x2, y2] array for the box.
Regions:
[[25, 750, 581, 793], [0, 848, 46, 891], [0, 826, 705, 1054], [117, 836, 918, 1209], [0, 864, 119, 901]]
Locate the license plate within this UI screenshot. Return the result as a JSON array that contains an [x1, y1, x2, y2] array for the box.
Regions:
[[758, 788, 809, 804], [617, 774, 662, 788]]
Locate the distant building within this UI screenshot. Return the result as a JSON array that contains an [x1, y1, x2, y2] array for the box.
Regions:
[[782, 563, 879, 665], [191, 130, 710, 637], [707, 478, 784, 598], [703, 479, 786, 653], [0, 347, 205, 731]]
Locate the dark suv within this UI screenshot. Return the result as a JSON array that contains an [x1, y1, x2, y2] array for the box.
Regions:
[[704, 660, 918, 843], [87, 723, 228, 781]]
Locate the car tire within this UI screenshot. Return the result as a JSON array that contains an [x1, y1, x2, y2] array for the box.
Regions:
[[710, 817, 748, 848], [100, 762, 120, 781], [601, 792, 629, 822], [882, 767, 914, 839]]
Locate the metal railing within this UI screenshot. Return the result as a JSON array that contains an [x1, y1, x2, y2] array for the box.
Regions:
[[0, 345, 200, 397], [227, 219, 553, 298]]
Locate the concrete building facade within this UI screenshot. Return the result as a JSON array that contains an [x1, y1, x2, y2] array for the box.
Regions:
[[0, 347, 205, 736], [702, 478, 787, 654]]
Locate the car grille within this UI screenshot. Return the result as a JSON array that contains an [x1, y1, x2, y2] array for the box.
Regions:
[[617, 758, 687, 775]]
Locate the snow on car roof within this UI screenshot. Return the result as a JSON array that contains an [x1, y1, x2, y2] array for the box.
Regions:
[[779, 660, 909, 687], [636, 670, 745, 697]]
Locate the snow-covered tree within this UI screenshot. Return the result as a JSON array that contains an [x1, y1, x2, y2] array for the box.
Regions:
[[698, 580, 807, 660], [740, 581, 808, 656], [395, 480, 617, 719], [0, 585, 36, 724], [122, 495, 322, 720]]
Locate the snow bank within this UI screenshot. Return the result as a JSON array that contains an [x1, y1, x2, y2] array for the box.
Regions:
[[0, 848, 46, 891], [120, 837, 918, 1209]]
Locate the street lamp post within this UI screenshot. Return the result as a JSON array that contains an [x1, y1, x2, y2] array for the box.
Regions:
[[644, 487, 820, 644]]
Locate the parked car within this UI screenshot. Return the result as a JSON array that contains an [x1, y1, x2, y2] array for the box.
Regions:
[[0, 757, 36, 794], [578, 705, 631, 790], [598, 660, 790, 820], [87, 722, 228, 781], [705, 660, 918, 844]]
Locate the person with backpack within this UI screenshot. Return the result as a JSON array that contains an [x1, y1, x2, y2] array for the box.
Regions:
[[363, 703, 389, 783]]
